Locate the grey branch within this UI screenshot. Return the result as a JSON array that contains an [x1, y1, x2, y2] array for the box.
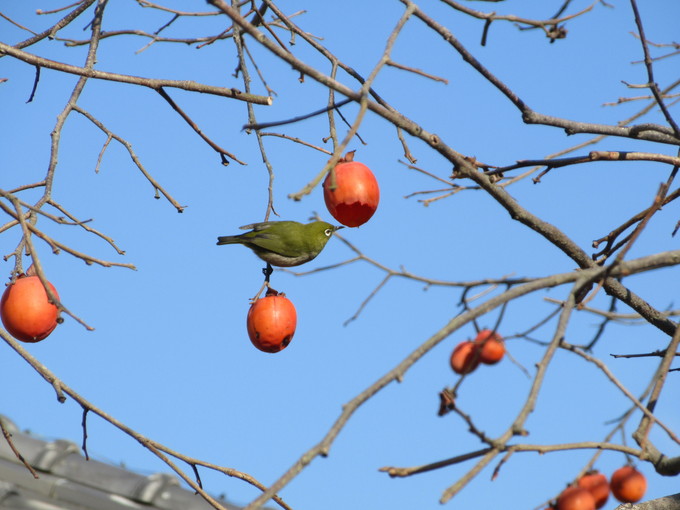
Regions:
[[0, 42, 272, 105]]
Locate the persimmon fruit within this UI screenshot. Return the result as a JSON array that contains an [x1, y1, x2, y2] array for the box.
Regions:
[[1, 274, 60, 343], [246, 288, 297, 353], [610, 466, 646, 503], [556, 486, 596, 510], [473, 329, 505, 364], [323, 151, 379, 228], [450, 341, 480, 375], [577, 471, 609, 509]]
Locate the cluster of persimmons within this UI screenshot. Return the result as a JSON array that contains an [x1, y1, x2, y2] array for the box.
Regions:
[[551, 466, 646, 510], [448, 332, 647, 510], [450, 329, 506, 373]]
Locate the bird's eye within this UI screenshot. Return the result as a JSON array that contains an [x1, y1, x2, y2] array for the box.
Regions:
[[324, 228, 333, 237]]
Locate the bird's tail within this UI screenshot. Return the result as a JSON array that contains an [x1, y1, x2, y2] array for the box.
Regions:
[[216, 236, 239, 245]]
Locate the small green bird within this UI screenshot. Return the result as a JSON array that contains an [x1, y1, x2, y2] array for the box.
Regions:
[[216, 220, 342, 267]]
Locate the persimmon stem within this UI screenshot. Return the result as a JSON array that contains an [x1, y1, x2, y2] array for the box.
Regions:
[[250, 263, 274, 302]]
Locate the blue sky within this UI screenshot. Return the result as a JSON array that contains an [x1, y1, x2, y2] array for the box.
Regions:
[[2, 1, 679, 509]]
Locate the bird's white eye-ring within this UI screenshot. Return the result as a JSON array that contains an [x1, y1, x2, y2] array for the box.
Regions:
[[324, 228, 333, 237]]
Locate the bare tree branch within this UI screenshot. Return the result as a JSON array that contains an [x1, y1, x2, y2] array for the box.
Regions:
[[0, 42, 273, 104]]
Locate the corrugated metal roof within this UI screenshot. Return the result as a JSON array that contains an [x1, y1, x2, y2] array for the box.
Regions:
[[0, 416, 241, 510]]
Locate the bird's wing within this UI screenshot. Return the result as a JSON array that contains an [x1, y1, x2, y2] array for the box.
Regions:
[[239, 221, 270, 231], [250, 231, 306, 258], [239, 221, 295, 231]]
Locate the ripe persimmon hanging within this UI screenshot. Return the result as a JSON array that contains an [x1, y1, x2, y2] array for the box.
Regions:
[[246, 288, 297, 353], [1, 275, 60, 343]]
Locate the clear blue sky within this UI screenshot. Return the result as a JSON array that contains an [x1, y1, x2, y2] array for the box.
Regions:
[[2, 1, 679, 509]]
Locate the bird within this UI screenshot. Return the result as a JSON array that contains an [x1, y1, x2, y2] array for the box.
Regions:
[[216, 220, 342, 267]]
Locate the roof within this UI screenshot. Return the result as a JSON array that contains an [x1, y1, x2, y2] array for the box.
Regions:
[[0, 415, 242, 510]]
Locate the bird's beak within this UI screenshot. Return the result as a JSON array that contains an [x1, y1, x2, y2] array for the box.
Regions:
[[335, 225, 344, 231]]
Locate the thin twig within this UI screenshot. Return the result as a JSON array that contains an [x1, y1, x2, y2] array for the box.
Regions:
[[629, 0, 680, 138], [386, 60, 449, 84], [243, 98, 352, 130], [0, 418, 39, 479], [156, 87, 246, 165], [72, 105, 187, 212]]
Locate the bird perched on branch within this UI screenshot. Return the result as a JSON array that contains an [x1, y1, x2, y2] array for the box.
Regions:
[[216, 220, 342, 267]]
